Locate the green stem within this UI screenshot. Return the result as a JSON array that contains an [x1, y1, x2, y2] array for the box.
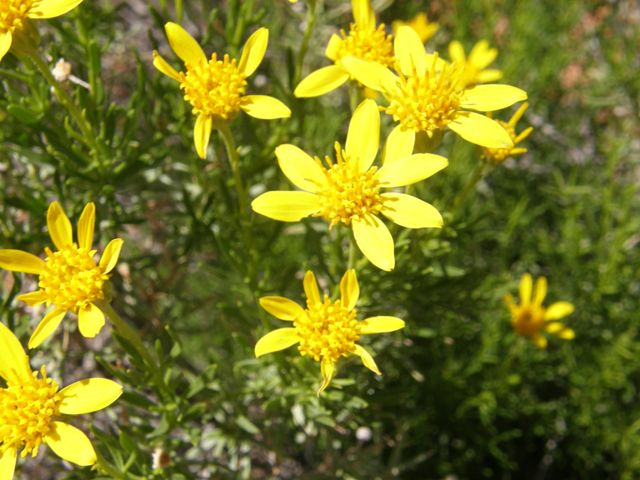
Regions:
[[95, 449, 126, 480], [293, 0, 317, 87], [449, 162, 486, 214], [347, 229, 358, 271]]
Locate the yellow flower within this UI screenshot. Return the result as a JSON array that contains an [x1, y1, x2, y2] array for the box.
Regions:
[[392, 12, 439, 43], [251, 99, 447, 271], [255, 270, 405, 395], [0, 322, 122, 477], [482, 102, 533, 165], [294, 0, 395, 98], [0, 202, 123, 348], [153, 23, 291, 159], [504, 273, 575, 349], [341, 26, 528, 150], [448, 40, 503, 89], [0, 0, 84, 63]]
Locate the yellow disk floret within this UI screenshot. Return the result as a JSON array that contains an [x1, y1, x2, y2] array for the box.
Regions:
[[384, 58, 463, 136], [0, 0, 39, 34], [313, 142, 383, 228], [179, 53, 247, 119], [0, 366, 60, 458], [511, 304, 546, 338], [295, 295, 361, 364], [335, 24, 394, 68], [39, 244, 108, 312]]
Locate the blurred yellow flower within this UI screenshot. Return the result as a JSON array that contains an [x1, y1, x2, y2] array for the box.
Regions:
[[251, 99, 447, 271], [0, 0, 84, 63], [294, 0, 394, 97], [255, 270, 405, 395], [448, 40, 503, 89], [0, 202, 123, 348], [392, 12, 439, 43], [504, 273, 575, 349], [483, 102, 533, 165], [153, 23, 291, 159], [342, 26, 527, 150], [0, 322, 122, 476]]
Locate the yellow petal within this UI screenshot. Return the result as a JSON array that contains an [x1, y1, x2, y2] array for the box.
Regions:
[[275, 144, 326, 192], [325, 34, 343, 62], [460, 85, 528, 112], [476, 69, 503, 84], [519, 273, 532, 306], [448, 40, 466, 64], [448, 112, 514, 149], [303, 270, 321, 305], [340, 57, 398, 93], [16, 291, 47, 307], [469, 40, 497, 70], [78, 303, 105, 338], [153, 50, 181, 82], [395, 26, 428, 76], [346, 99, 379, 171], [352, 0, 375, 32], [0, 448, 17, 480], [0, 249, 45, 274], [340, 269, 359, 311], [294, 65, 350, 98], [239, 95, 291, 119], [28, 308, 67, 349], [259, 296, 303, 321], [317, 357, 334, 396], [251, 191, 321, 222], [352, 344, 381, 375], [532, 276, 547, 306], [382, 126, 415, 165], [532, 333, 547, 350], [238, 27, 268, 76], [380, 193, 443, 229], [544, 302, 575, 321], [545, 322, 575, 340], [58, 378, 123, 415], [165, 22, 206, 66], [377, 153, 448, 187], [359, 316, 405, 334], [44, 422, 96, 466], [424, 53, 448, 71], [47, 201, 72, 250], [194, 114, 212, 159], [29, 0, 83, 19], [0, 321, 31, 384], [352, 214, 394, 271], [254, 328, 300, 357], [77, 203, 95, 251], [99, 238, 124, 274], [0, 32, 12, 64]]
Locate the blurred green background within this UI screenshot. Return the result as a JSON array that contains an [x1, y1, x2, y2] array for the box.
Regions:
[[1, 0, 639, 478]]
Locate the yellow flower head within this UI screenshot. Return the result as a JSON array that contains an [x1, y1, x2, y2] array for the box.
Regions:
[[483, 102, 533, 165], [504, 273, 575, 349], [255, 270, 405, 395], [448, 40, 503, 89], [251, 99, 447, 271], [153, 23, 291, 159], [294, 0, 395, 98], [0, 0, 84, 63], [341, 26, 528, 150], [392, 12, 439, 44], [0, 202, 123, 348], [0, 322, 122, 475]]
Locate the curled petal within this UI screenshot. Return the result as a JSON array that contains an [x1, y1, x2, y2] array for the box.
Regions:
[[252, 191, 321, 222], [303, 271, 321, 305], [238, 27, 268, 77], [99, 238, 124, 274], [59, 378, 123, 414], [294, 65, 349, 98], [165, 22, 206, 66], [240, 95, 291, 119], [351, 344, 381, 375], [0, 250, 45, 275], [352, 214, 394, 272], [259, 297, 303, 321], [16, 291, 47, 307], [153, 51, 181, 81], [77, 203, 95, 251], [47, 201, 72, 250], [346, 99, 379, 171], [28, 309, 67, 349], [359, 316, 405, 334], [44, 422, 97, 466], [340, 269, 359, 311], [317, 357, 334, 396], [255, 328, 300, 357], [78, 303, 105, 338]]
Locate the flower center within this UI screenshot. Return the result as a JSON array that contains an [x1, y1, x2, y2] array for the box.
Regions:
[[0, 0, 39, 34], [313, 142, 383, 228], [512, 305, 546, 337], [335, 24, 395, 69], [384, 59, 463, 135], [38, 244, 107, 312], [0, 366, 60, 458], [483, 120, 516, 164], [179, 54, 247, 119], [295, 295, 361, 363]]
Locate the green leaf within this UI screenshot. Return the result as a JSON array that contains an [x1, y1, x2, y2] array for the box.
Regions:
[[7, 105, 43, 124]]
